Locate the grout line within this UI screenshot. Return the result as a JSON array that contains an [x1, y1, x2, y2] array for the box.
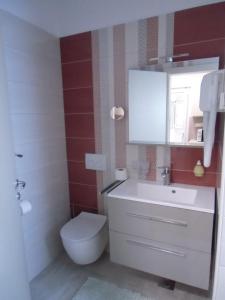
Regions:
[[69, 181, 97, 185], [61, 58, 92, 65], [65, 136, 95, 139], [70, 203, 98, 210], [66, 137, 95, 140], [67, 159, 84, 163], [174, 37, 225, 47], [65, 112, 94, 115], [11, 111, 64, 116], [171, 169, 218, 174], [69, 182, 97, 187], [63, 86, 93, 91]]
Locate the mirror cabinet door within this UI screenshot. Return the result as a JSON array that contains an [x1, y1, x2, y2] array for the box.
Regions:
[[128, 70, 167, 144], [128, 57, 219, 146]]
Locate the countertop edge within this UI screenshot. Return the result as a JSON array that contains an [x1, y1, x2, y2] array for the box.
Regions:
[[107, 193, 215, 214]]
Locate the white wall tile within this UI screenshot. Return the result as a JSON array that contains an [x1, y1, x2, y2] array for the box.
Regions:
[[0, 10, 60, 60], [8, 82, 63, 114], [5, 48, 62, 91], [15, 138, 67, 173], [216, 266, 225, 300], [16, 162, 68, 200], [11, 112, 65, 145], [2, 13, 69, 281], [220, 218, 225, 267], [24, 235, 63, 281], [21, 186, 69, 233]]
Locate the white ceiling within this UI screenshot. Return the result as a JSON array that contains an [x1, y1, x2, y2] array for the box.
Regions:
[[0, 0, 223, 37]]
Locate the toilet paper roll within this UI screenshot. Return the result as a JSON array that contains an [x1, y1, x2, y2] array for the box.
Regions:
[[20, 200, 32, 215], [115, 168, 128, 181]]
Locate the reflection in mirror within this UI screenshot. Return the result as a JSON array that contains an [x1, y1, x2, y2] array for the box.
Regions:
[[168, 71, 208, 145]]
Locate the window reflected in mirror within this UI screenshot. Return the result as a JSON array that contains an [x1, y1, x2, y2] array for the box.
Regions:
[[168, 71, 208, 145]]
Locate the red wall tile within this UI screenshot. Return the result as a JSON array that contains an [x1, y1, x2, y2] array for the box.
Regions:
[[61, 32, 97, 217], [171, 145, 218, 186], [66, 138, 95, 161], [64, 87, 94, 113], [170, 146, 218, 187], [65, 114, 95, 138], [215, 113, 224, 143], [62, 61, 93, 89], [68, 161, 96, 186], [171, 170, 217, 187], [174, 2, 225, 45], [174, 39, 225, 68], [171, 146, 218, 173], [60, 32, 92, 63], [69, 183, 97, 208]]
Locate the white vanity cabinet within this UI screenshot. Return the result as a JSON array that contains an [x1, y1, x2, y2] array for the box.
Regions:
[[107, 180, 215, 290]]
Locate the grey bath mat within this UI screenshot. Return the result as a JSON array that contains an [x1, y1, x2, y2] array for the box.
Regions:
[[72, 277, 151, 300]]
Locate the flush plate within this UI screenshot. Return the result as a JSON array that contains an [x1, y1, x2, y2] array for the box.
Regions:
[[85, 153, 106, 171]]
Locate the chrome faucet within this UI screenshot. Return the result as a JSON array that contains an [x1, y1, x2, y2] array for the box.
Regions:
[[158, 166, 170, 185]]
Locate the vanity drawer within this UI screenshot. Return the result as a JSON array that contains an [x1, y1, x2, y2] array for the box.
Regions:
[[110, 230, 211, 290], [108, 197, 214, 252]]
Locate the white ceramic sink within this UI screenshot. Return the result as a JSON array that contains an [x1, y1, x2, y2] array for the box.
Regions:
[[107, 179, 215, 213], [137, 182, 197, 205]]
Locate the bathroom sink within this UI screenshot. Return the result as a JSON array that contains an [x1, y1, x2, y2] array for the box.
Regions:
[[107, 179, 215, 213], [137, 182, 197, 205]]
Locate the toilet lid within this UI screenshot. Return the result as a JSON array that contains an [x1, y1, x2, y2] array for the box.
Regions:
[[60, 212, 107, 242]]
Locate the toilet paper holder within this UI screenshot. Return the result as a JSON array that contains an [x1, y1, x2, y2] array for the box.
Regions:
[[14, 178, 32, 215], [15, 179, 26, 190], [15, 179, 26, 202]]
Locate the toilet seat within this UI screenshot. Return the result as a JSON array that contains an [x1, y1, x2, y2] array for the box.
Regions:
[[60, 212, 107, 242]]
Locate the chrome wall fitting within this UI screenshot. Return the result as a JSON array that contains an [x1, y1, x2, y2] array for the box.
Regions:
[[16, 192, 21, 201], [15, 179, 26, 190], [110, 106, 125, 120]]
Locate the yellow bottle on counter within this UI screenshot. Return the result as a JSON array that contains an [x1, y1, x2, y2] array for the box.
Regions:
[[193, 160, 205, 177]]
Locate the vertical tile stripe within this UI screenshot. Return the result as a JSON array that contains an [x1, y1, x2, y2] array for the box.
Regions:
[[166, 13, 175, 58], [98, 28, 116, 188], [146, 17, 159, 179], [147, 17, 159, 62], [113, 24, 126, 168], [156, 15, 173, 179], [146, 146, 157, 181], [125, 21, 139, 178], [158, 15, 168, 58], [138, 19, 148, 67], [125, 21, 139, 143], [91, 30, 104, 213]]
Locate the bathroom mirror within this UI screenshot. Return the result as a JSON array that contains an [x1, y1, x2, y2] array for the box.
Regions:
[[128, 57, 219, 146], [128, 70, 167, 144]]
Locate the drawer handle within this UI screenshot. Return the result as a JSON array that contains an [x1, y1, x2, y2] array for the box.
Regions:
[[126, 239, 186, 257], [127, 212, 188, 227]]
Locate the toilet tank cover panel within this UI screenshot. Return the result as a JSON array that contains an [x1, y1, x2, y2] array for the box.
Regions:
[[60, 212, 107, 241]]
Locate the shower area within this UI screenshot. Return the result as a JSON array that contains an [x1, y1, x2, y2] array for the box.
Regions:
[[0, 10, 70, 282]]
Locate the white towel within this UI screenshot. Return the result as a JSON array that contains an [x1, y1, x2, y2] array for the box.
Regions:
[[200, 71, 218, 111], [199, 71, 218, 167]]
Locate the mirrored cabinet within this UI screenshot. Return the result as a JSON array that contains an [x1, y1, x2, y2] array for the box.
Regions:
[[128, 57, 219, 146]]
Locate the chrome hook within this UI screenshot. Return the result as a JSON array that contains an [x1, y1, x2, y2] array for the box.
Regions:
[[15, 179, 26, 190]]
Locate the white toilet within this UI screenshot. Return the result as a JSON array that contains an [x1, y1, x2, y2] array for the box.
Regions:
[[60, 212, 108, 265]]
